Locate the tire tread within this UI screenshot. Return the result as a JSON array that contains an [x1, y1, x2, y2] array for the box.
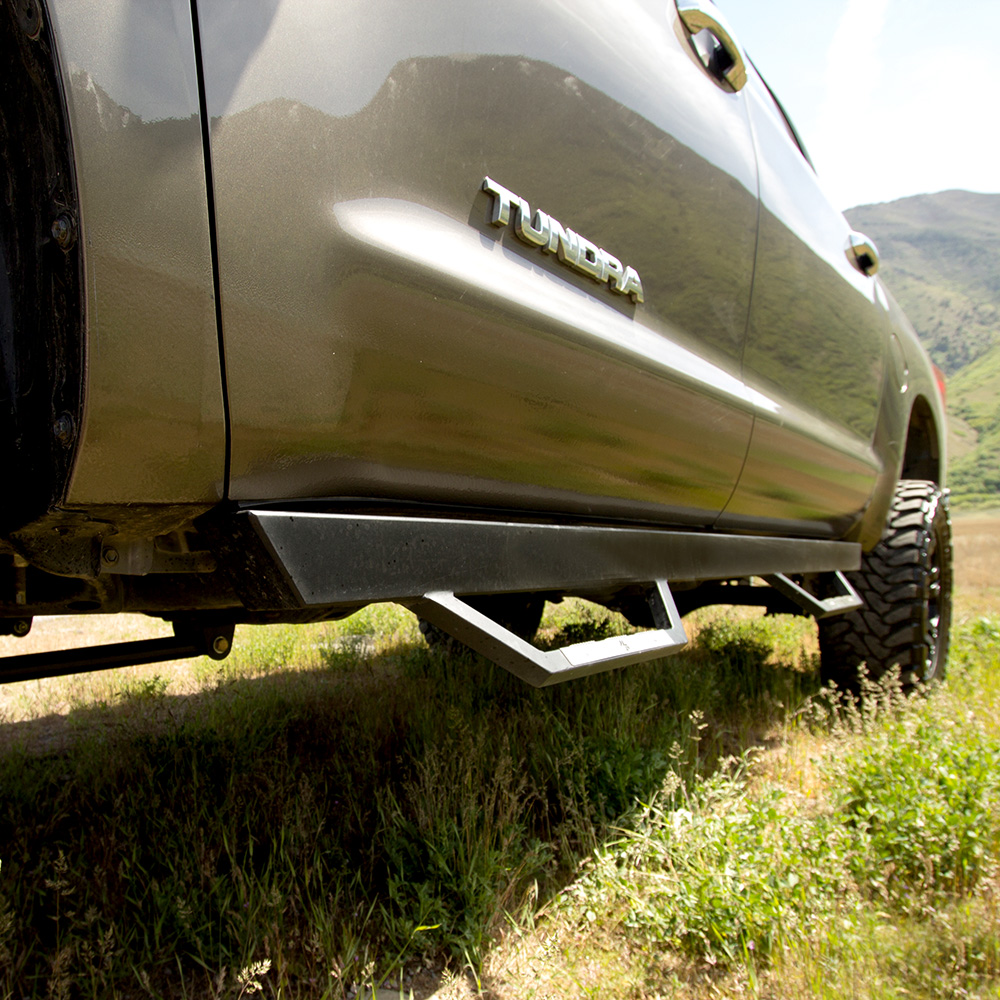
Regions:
[[819, 480, 952, 689]]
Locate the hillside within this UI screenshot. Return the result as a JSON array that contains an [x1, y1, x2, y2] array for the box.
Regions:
[[946, 342, 1000, 504], [846, 190, 1000, 375], [846, 191, 1000, 504]]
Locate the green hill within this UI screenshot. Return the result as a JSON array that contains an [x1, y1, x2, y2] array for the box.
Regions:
[[846, 191, 1000, 504], [945, 342, 1000, 505], [846, 191, 1000, 375]]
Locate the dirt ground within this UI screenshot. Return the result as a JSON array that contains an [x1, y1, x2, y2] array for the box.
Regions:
[[951, 510, 1000, 615]]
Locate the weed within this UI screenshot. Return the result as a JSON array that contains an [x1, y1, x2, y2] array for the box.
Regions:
[[235, 957, 271, 996], [828, 685, 1000, 901], [115, 674, 170, 703], [1, 596, 998, 999], [490, 613, 1000, 999], [549, 606, 626, 645], [591, 757, 855, 967], [0, 602, 801, 996]]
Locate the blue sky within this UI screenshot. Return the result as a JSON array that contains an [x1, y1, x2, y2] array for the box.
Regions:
[[720, 0, 1000, 209]]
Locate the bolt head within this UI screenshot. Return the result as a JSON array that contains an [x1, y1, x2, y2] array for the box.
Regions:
[[53, 413, 76, 445], [212, 635, 230, 657], [51, 213, 76, 250], [102, 547, 119, 565], [17, 0, 42, 38]]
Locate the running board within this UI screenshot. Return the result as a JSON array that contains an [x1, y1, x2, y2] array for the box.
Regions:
[[218, 510, 862, 609], [208, 510, 863, 685], [409, 580, 688, 687]]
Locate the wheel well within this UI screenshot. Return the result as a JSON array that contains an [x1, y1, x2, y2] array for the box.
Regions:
[[900, 397, 941, 484], [1, 3, 84, 533]]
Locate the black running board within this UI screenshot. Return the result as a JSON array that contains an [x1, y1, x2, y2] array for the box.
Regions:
[[221, 510, 862, 609], [0, 513, 866, 687], [205, 510, 864, 684]]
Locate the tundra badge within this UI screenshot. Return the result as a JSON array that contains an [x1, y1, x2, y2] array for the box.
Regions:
[[482, 176, 644, 303]]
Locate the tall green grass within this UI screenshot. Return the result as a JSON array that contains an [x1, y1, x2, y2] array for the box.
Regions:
[[556, 616, 1000, 999], [2, 606, 997, 999], [0, 603, 814, 998]]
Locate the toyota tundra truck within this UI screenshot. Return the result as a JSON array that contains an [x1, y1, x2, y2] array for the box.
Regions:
[[0, 0, 950, 688]]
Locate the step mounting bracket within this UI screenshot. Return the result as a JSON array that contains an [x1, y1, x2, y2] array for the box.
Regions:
[[409, 579, 688, 687]]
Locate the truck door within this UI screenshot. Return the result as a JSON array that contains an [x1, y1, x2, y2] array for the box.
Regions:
[[195, 0, 761, 525], [718, 62, 888, 537]]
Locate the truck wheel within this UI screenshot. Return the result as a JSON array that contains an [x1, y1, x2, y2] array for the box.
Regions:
[[419, 593, 545, 654], [819, 480, 952, 690]]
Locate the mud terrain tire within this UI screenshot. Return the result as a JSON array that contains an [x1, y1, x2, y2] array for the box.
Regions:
[[819, 480, 952, 690]]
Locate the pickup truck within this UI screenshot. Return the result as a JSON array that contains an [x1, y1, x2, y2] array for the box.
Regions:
[[0, 0, 951, 689]]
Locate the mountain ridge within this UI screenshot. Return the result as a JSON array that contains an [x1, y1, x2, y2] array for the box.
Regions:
[[845, 190, 1000, 504], [846, 190, 1000, 375]]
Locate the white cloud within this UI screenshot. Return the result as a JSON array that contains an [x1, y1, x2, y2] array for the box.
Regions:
[[812, 0, 1000, 207], [811, 0, 891, 207], [869, 43, 1000, 204]]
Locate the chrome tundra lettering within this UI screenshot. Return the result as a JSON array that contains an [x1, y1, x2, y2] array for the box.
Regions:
[[482, 176, 644, 303]]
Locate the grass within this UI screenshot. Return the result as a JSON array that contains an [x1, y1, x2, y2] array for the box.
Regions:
[[0, 602, 815, 998], [951, 512, 1000, 615], [0, 518, 997, 998], [470, 619, 1000, 1000]]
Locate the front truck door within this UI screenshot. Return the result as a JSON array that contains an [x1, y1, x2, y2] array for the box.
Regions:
[[718, 62, 888, 539], [195, 0, 761, 526], [39, 0, 227, 507]]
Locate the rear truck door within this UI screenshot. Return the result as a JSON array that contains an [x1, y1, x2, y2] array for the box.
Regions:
[[717, 62, 889, 539], [194, 0, 761, 526]]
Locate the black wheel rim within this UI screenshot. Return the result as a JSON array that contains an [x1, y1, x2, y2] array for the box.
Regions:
[[922, 520, 949, 683]]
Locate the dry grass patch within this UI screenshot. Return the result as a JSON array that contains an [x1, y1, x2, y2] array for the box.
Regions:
[[953, 512, 1000, 615], [0, 600, 822, 998], [443, 614, 1000, 1000]]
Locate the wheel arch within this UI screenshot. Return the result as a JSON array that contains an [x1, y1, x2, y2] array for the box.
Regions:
[[900, 395, 943, 486], [852, 389, 945, 552], [1, 0, 85, 534]]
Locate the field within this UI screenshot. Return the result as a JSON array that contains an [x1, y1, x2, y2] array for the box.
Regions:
[[951, 510, 1000, 611], [0, 516, 998, 999]]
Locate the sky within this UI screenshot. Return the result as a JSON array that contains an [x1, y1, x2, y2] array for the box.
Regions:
[[719, 0, 1000, 209]]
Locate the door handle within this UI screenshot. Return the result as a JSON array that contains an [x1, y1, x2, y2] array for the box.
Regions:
[[676, 0, 748, 91], [845, 231, 880, 276]]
